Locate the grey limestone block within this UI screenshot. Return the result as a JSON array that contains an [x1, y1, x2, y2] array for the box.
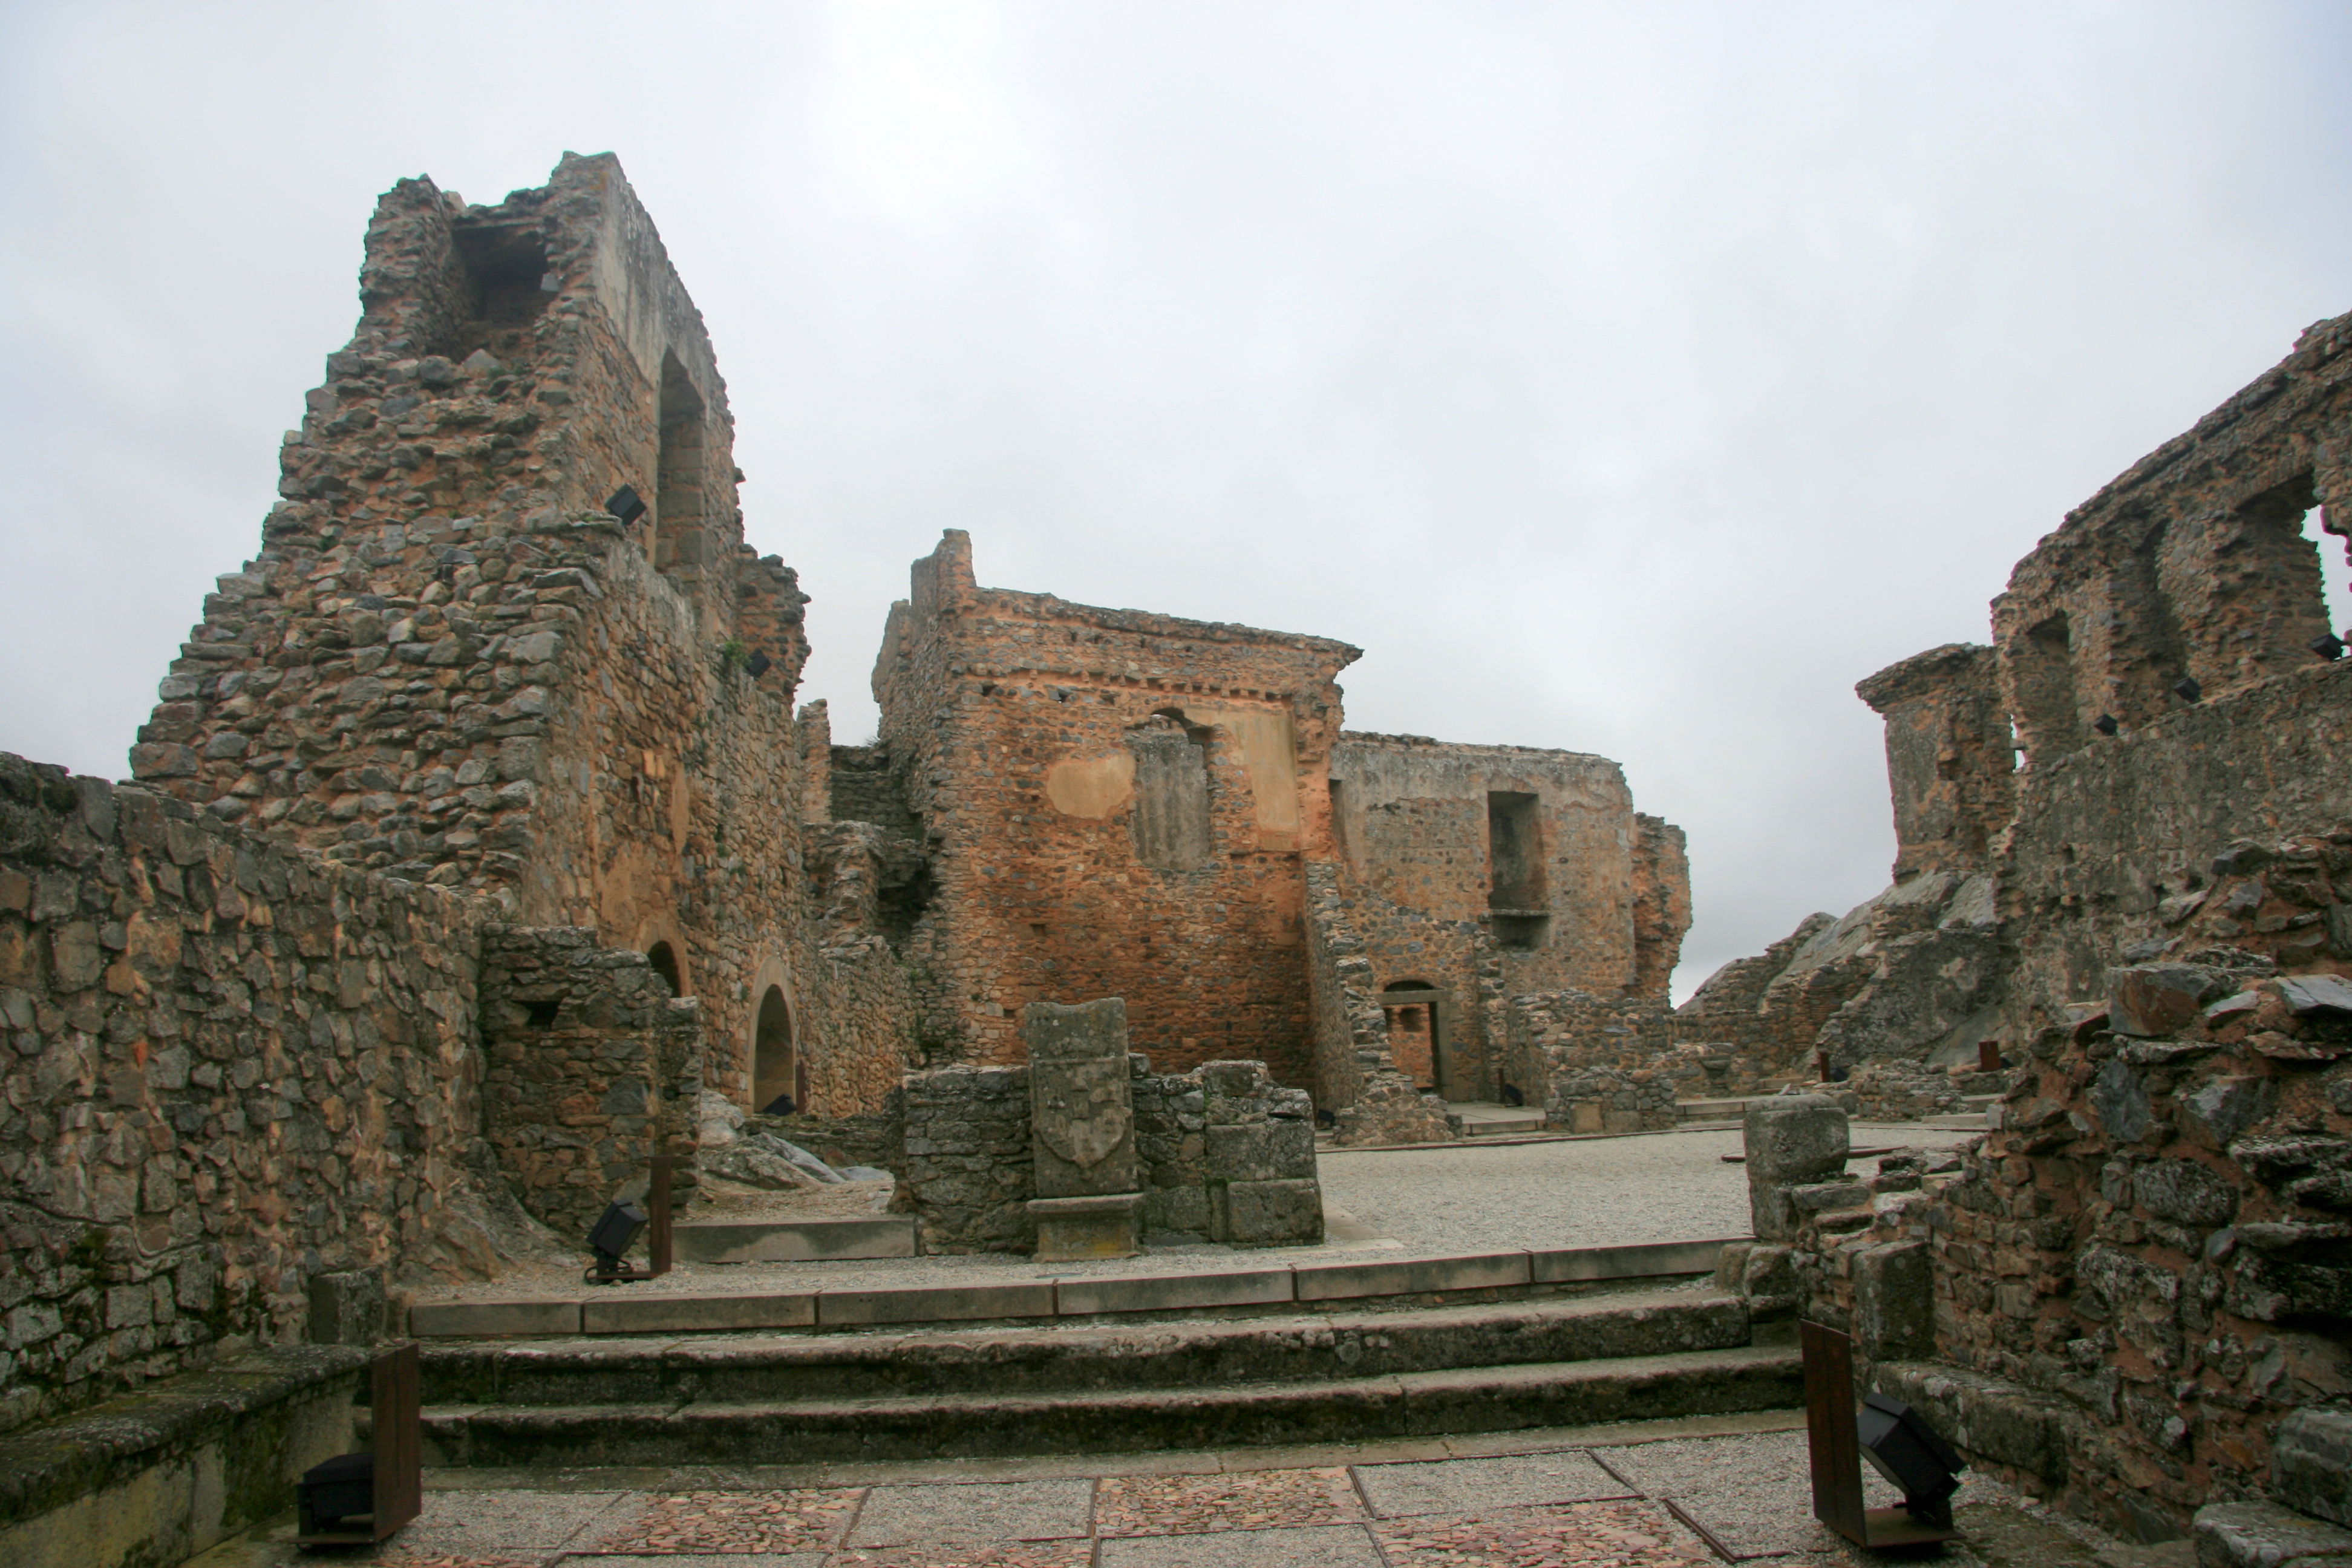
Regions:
[[2194, 1499, 2352, 1568], [1205, 1119, 1316, 1183], [306, 1267, 386, 1345], [1743, 1095, 1849, 1183], [1853, 1241, 1933, 1359], [1215, 1178, 1324, 1247], [2273, 1405, 2352, 1529]]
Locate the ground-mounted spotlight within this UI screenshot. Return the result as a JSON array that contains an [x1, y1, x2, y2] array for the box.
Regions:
[[293, 1344, 422, 1546], [587, 1199, 648, 1283], [1857, 1393, 1966, 1528], [2314, 632, 2347, 662], [745, 650, 773, 678], [2093, 713, 2120, 736], [580, 1155, 679, 1284], [1803, 1322, 1962, 1549], [2174, 677, 2203, 702], [606, 485, 648, 527]]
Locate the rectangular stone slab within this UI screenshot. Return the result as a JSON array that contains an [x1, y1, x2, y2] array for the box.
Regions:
[[581, 1292, 817, 1334], [815, 1282, 1057, 1327], [671, 1217, 917, 1264], [1054, 1268, 1295, 1316], [1527, 1238, 1728, 1283], [408, 1300, 583, 1338], [1294, 1252, 1530, 1301]]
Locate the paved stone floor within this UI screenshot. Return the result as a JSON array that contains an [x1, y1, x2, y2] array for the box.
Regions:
[[188, 1411, 2178, 1568]]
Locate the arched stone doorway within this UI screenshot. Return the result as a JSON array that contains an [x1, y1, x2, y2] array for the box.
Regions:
[[646, 940, 684, 998], [752, 985, 800, 1114]]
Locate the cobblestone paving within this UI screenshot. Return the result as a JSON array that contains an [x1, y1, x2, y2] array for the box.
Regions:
[[189, 1417, 2128, 1568]]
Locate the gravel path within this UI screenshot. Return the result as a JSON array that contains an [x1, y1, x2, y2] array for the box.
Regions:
[[1317, 1123, 1979, 1256]]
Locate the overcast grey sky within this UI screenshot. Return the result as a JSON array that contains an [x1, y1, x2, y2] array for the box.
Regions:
[[2, 2, 2347, 999]]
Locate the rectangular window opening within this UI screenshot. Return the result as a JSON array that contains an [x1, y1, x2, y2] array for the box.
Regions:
[[1486, 791, 1544, 911]]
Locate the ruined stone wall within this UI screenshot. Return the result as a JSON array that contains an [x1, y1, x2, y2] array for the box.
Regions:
[[0, 754, 529, 1437], [1748, 951, 2352, 1540], [1631, 814, 1693, 1003], [872, 531, 1355, 1082], [1671, 911, 1834, 1059], [893, 1054, 1322, 1253], [827, 743, 923, 840], [476, 924, 705, 1237], [1994, 316, 2351, 769], [1704, 312, 2352, 1542], [1856, 644, 2017, 884], [1503, 990, 1678, 1132], [1328, 733, 1680, 1000], [122, 153, 844, 1112], [1301, 864, 1453, 1143]]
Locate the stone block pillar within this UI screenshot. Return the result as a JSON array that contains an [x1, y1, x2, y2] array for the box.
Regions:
[[1743, 1094, 1850, 1241], [1024, 998, 1143, 1260]]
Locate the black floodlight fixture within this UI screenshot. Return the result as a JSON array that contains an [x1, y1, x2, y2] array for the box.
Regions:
[[1856, 1393, 1964, 1528], [2314, 632, 2347, 662], [587, 1200, 648, 1281], [2174, 677, 2203, 703], [2093, 714, 2120, 736], [296, 1449, 374, 1536], [606, 485, 648, 527], [744, 651, 773, 679]]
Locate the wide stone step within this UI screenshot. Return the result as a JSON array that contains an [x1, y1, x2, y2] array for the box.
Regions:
[[672, 1215, 917, 1264], [417, 1342, 1801, 1466], [419, 1289, 1752, 1406]]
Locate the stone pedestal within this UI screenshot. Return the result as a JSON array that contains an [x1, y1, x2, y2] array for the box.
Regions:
[[1028, 1193, 1145, 1261], [1743, 1093, 1850, 1241], [1024, 998, 1142, 1258]]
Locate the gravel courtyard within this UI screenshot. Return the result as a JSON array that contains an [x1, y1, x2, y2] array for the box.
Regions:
[[1317, 1123, 1982, 1256]]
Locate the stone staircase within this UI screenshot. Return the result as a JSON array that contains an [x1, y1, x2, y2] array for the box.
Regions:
[[410, 1285, 1798, 1467]]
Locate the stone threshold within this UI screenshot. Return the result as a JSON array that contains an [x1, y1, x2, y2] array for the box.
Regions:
[[407, 1236, 1736, 1339]]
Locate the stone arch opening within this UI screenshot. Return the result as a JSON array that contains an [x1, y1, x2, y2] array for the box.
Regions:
[[753, 985, 797, 1114], [646, 939, 683, 998]]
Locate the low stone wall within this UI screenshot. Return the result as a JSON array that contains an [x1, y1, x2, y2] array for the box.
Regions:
[[477, 924, 705, 1238], [897, 1056, 1323, 1254], [1504, 990, 1678, 1132], [0, 751, 516, 1438], [1721, 947, 2352, 1542]]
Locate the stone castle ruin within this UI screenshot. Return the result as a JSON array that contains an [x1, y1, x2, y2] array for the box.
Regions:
[[3, 151, 2349, 1563]]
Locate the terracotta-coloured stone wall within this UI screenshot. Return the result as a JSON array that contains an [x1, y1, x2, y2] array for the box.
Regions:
[[1855, 643, 2017, 884], [872, 531, 1356, 1082]]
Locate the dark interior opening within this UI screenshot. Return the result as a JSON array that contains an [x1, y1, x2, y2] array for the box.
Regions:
[[1486, 791, 1545, 910], [647, 941, 682, 998], [654, 352, 708, 574], [753, 986, 795, 1114], [446, 217, 553, 361]]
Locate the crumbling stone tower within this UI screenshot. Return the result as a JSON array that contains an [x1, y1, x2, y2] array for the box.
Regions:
[[122, 154, 832, 1099]]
